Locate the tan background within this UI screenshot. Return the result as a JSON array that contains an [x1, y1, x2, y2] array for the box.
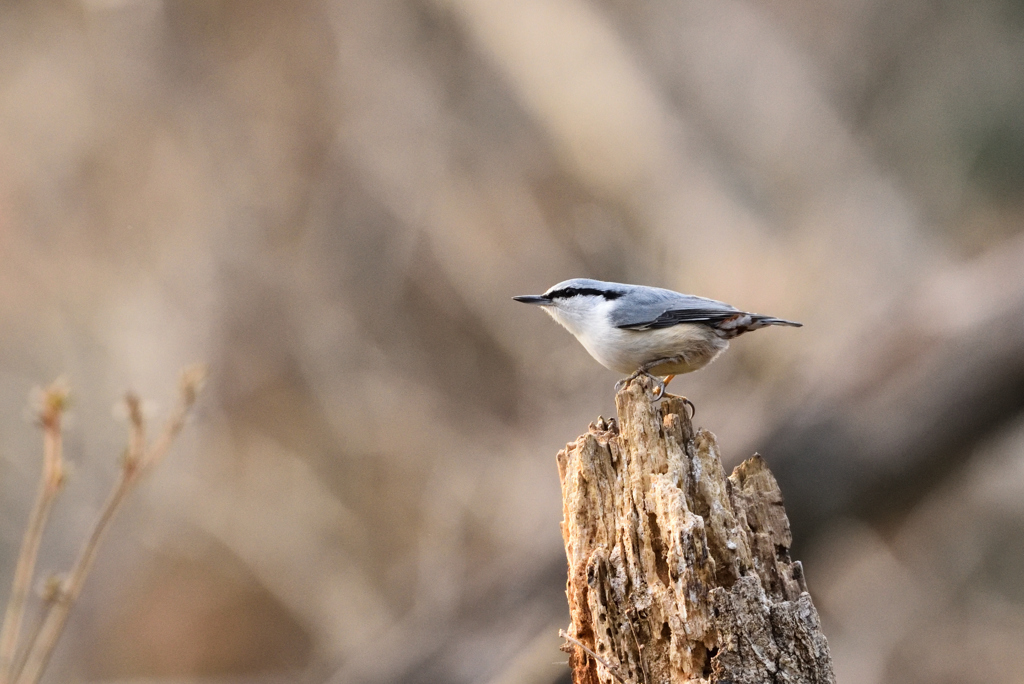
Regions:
[[0, 1, 1023, 682]]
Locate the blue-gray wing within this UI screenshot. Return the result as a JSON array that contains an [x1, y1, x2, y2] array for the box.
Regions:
[[610, 291, 740, 330]]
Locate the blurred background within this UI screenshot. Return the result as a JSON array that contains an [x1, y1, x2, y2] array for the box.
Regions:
[[0, 0, 1022, 682]]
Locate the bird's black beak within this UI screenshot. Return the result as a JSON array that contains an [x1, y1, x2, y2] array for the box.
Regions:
[[512, 295, 552, 305]]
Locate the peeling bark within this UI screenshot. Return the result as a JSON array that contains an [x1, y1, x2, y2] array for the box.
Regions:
[[557, 376, 834, 684]]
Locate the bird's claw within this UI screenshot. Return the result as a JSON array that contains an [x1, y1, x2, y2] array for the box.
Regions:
[[614, 369, 645, 393], [648, 378, 697, 418], [652, 386, 696, 416], [614, 371, 696, 417], [616, 370, 670, 399], [680, 396, 696, 419]]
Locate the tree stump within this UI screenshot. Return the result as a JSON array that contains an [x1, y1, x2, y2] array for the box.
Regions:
[[557, 375, 835, 684]]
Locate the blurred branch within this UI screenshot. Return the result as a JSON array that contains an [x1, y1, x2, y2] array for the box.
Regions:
[[10, 366, 205, 684], [767, 237, 1024, 544], [8, 577, 58, 684], [0, 383, 68, 684]]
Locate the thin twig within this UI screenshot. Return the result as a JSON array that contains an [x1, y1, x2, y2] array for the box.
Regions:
[[9, 577, 60, 682], [559, 629, 629, 684], [13, 367, 205, 684], [140, 366, 205, 472], [0, 383, 68, 684], [123, 392, 146, 473]]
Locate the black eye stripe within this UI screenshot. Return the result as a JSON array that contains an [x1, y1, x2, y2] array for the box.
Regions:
[[547, 287, 624, 300]]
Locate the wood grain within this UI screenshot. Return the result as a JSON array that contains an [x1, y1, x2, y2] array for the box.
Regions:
[[557, 375, 834, 683]]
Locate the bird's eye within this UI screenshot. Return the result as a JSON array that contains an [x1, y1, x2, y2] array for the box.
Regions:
[[547, 288, 623, 300]]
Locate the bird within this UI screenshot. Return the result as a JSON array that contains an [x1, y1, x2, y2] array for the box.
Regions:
[[513, 278, 801, 407]]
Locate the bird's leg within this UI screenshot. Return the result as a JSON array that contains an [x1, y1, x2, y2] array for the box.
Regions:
[[640, 356, 683, 400], [615, 366, 672, 398], [651, 374, 675, 398], [640, 355, 686, 375], [656, 377, 696, 417], [614, 368, 647, 392], [614, 362, 695, 417], [616, 359, 679, 393]]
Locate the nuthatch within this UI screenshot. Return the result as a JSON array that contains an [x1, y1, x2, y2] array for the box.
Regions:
[[514, 278, 801, 406]]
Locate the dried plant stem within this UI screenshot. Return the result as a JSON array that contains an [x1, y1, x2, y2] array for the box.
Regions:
[[13, 367, 204, 684], [558, 630, 627, 684], [8, 581, 57, 684], [13, 475, 132, 683], [0, 389, 66, 684]]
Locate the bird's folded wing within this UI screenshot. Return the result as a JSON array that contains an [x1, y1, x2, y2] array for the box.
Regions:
[[611, 293, 739, 330]]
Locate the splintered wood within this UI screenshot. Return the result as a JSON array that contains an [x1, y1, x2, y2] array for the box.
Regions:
[[557, 376, 834, 684]]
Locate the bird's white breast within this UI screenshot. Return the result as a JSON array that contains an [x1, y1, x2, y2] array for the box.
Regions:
[[546, 298, 729, 375]]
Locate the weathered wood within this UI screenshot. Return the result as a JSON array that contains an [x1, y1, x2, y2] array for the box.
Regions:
[[557, 375, 834, 684]]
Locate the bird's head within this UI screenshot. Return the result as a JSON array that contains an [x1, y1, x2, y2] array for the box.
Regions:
[[513, 279, 626, 334]]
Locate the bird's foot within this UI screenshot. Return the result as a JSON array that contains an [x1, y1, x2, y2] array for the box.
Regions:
[[673, 395, 696, 419], [649, 373, 675, 398], [648, 374, 695, 417], [614, 371, 695, 416], [614, 368, 648, 392], [614, 371, 678, 404], [654, 388, 697, 418]]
